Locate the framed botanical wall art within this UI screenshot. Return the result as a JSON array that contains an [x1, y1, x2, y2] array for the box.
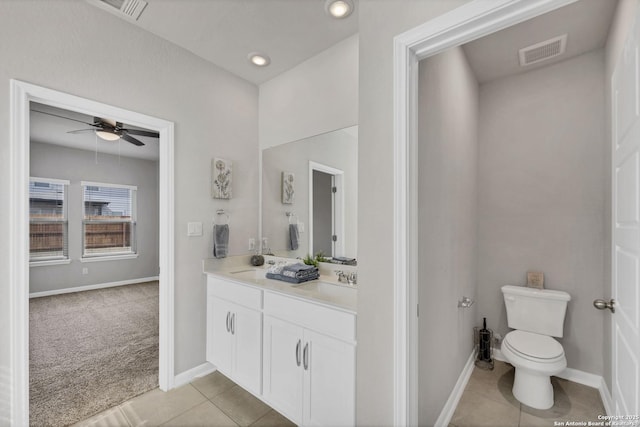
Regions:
[[282, 171, 295, 204], [212, 158, 232, 199]]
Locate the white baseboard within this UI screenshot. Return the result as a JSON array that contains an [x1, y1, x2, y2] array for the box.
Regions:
[[174, 362, 216, 388], [435, 348, 477, 427], [29, 276, 160, 298], [558, 367, 602, 389], [494, 348, 613, 414]]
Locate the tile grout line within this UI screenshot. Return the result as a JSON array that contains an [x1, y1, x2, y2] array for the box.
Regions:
[[247, 409, 274, 427], [206, 385, 247, 426]]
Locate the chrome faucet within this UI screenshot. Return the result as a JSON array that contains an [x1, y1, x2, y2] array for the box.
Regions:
[[335, 270, 357, 285]]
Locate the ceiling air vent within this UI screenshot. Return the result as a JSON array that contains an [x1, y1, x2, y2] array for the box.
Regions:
[[98, 0, 148, 20], [518, 34, 567, 67]]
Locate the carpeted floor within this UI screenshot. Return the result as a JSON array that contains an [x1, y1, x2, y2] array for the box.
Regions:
[[29, 281, 159, 427]]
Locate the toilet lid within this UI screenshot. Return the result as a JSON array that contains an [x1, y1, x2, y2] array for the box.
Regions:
[[504, 330, 564, 360]]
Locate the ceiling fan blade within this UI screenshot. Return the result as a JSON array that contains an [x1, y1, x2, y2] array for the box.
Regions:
[[121, 133, 145, 146], [67, 129, 96, 134], [122, 129, 159, 138], [33, 109, 97, 127]]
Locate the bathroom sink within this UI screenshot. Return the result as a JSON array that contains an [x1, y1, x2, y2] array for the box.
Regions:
[[292, 281, 357, 304], [228, 269, 265, 280]]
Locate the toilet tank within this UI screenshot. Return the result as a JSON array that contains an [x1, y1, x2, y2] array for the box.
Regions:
[[502, 285, 571, 338]]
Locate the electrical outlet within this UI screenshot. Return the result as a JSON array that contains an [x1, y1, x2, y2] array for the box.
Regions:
[[249, 238, 256, 251], [82, 267, 89, 275], [262, 237, 268, 250], [298, 222, 305, 233]]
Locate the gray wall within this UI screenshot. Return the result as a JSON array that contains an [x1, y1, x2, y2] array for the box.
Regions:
[[29, 142, 159, 294], [603, 0, 638, 392], [259, 35, 358, 150], [261, 128, 357, 258], [476, 50, 606, 375], [357, 1, 471, 425], [418, 46, 479, 425], [0, 0, 259, 396]]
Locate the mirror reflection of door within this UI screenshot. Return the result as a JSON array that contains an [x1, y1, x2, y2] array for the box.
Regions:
[[309, 161, 344, 258], [312, 170, 334, 257]]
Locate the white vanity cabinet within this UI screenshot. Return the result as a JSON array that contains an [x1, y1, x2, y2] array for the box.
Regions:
[[206, 276, 262, 395], [262, 292, 356, 427]]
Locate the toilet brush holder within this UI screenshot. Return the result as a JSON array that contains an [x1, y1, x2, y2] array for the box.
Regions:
[[473, 326, 494, 370]]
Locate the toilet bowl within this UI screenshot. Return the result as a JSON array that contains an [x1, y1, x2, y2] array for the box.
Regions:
[[501, 330, 566, 409], [501, 285, 571, 410]]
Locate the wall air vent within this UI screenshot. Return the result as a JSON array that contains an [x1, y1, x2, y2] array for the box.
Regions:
[[518, 34, 567, 67], [98, 0, 148, 20]]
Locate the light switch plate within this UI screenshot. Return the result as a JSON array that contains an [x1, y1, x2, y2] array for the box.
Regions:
[[187, 222, 203, 237]]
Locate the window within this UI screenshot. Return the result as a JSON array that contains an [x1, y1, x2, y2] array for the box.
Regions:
[[29, 178, 69, 262], [82, 181, 137, 257]]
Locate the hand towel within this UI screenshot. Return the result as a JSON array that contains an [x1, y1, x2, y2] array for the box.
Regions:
[[289, 223, 300, 250], [213, 224, 229, 259]]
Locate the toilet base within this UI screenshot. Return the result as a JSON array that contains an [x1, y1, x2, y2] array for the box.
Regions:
[[512, 368, 554, 410]]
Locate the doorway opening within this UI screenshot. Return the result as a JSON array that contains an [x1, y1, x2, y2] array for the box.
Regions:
[[392, 0, 618, 425], [9, 80, 175, 426]]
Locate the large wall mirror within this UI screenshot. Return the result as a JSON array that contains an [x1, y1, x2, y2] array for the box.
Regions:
[[262, 126, 358, 262]]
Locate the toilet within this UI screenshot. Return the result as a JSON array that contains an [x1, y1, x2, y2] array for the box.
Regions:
[[501, 285, 571, 410]]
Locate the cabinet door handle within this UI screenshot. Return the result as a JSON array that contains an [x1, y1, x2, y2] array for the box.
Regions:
[[303, 342, 309, 370], [295, 339, 301, 366], [231, 313, 235, 335], [226, 312, 230, 333]]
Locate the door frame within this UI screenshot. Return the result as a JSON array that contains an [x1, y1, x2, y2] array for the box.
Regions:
[[9, 80, 175, 425], [391, 0, 579, 425]]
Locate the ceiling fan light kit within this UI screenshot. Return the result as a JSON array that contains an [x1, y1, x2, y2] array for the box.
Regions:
[[95, 130, 121, 141]]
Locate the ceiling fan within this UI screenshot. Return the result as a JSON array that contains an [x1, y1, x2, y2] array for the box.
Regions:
[[33, 109, 159, 146]]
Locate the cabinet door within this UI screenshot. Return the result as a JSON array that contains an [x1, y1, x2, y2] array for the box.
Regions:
[[231, 304, 262, 395], [207, 296, 233, 375], [303, 330, 355, 427], [263, 315, 304, 423]]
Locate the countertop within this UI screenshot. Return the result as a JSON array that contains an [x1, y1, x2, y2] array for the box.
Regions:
[[203, 257, 357, 313]]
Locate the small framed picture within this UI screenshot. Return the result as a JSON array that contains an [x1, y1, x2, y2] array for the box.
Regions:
[[527, 271, 544, 289], [212, 158, 232, 199], [282, 171, 295, 204]]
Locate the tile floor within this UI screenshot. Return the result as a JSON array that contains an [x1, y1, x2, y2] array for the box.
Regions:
[[450, 360, 606, 427], [72, 371, 296, 427], [74, 360, 605, 427]]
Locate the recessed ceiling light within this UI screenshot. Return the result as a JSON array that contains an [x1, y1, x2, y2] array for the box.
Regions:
[[248, 52, 271, 67], [325, 0, 354, 19]]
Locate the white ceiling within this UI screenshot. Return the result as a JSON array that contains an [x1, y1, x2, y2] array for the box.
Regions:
[[462, 0, 618, 84], [30, 103, 160, 161], [89, 0, 359, 85]]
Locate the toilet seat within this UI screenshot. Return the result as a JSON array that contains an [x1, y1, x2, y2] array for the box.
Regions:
[[503, 330, 564, 363]]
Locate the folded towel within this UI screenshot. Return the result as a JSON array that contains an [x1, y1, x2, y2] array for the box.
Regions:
[[332, 256, 357, 266], [213, 224, 229, 259], [266, 271, 319, 284], [281, 263, 319, 280], [282, 263, 317, 273], [289, 223, 299, 250]]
